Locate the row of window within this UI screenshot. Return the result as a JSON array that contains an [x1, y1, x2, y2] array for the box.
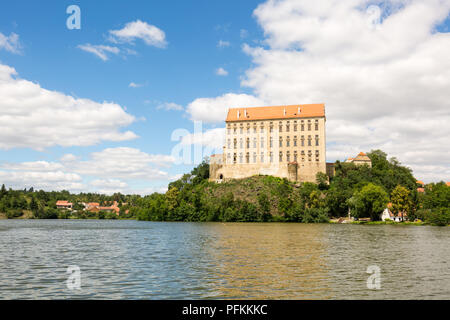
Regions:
[[227, 119, 320, 135], [227, 150, 320, 164], [227, 135, 320, 149]]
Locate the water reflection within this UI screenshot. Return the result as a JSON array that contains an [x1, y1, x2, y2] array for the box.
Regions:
[[0, 220, 448, 299]]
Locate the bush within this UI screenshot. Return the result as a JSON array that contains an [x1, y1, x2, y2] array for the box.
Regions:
[[425, 208, 450, 226], [6, 209, 23, 219]]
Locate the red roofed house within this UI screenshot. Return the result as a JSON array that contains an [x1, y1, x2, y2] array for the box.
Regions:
[[56, 200, 73, 210], [345, 152, 372, 167]]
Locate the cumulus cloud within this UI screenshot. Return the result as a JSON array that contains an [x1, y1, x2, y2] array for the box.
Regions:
[[187, 0, 450, 182], [0, 63, 137, 150], [0, 170, 84, 191], [156, 102, 184, 111], [77, 44, 120, 61], [109, 20, 167, 48], [180, 127, 225, 151], [215, 67, 229, 76], [0, 148, 176, 193], [0, 32, 21, 53], [186, 93, 265, 123]]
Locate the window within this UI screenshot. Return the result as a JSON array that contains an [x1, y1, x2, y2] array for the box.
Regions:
[[239, 153, 243, 163], [315, 135, 319, 146], [247, 126, 250, 134], [253, 137, 257, 148], [287, 151, 290, 162], [279, 152, 283, 162], [270, 137, 273, 148], [294, 136, 297, 147], [308, 135, 312, 146], [286, 137, 290, 147], [315, 150, 319, 162], [270, 152, 273, 163], [227, 153, 231, 163], [233, 127, 237, 134], [279, 121, 283, 132], [227, 139, 231, 149], [260, 152, 264, 163], [286, 121, 290, 132], [261, 137, 264, 148], [315, 120, 319, 131], [301, 136, 304, 147], [308, 120, 311, 131], [294, 151, 298, 162], [260, 123, 264, 133], [240, 126, 243, 134], [246, 152, 250, 163], [253, 152, 257, 163], [233, 138, 237, 149], [301, 120, 304, 131], [233, 153, 237, 164], [279, 137, 283, 147], [294, 121, 297, 132], [227, 128, 231, 135], [253, 125, 257, 133], [240, 138, 243, 149], [246, 138, 250, 148], [270, 125, 273, 133]]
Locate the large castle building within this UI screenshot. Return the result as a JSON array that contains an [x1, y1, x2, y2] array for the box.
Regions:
[[209, 104, 327, 183]]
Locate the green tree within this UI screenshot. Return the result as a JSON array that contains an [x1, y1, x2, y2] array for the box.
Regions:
[[350, 183, 388, 221], [390, 185, 411, 222]]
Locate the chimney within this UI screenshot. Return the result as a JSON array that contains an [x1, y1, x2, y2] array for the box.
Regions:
[[283, 108, 286, 116], [237, 110, 240, 119], [298, 107, 301, 114], [244, 109, 247, 117]]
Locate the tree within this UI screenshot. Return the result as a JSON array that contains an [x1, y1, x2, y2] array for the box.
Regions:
[[0, 184, 6, 199], [390, 185, 411, 222], [350, 183, 388, 221], [316, 172, 329, 190]]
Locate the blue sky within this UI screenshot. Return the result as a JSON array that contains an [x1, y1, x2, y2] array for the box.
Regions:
[[1, 0, 449, 194]]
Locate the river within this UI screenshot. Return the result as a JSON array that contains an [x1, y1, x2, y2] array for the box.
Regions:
[[0, 220, 448, 299]]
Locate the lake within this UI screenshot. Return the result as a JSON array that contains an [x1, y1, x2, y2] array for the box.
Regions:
[[0, 220, 449, 299]]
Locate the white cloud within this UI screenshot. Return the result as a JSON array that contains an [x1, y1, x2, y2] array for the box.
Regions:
[[215, 67, 229, 76], [187, 0, 450, 182], [0, 148, 177, 193], [0, 170, 84, 191], [156, 102, 184, 111], [181, 127, 225, 151], [217, 40, 230, 48], [109, 20, 167, 48], [77, 44, 120, 61], [129, 82, 144, 88], [0, 32, 21, 54], [186, 93, 265, 123], [68, 147, 175, 180], [0, 63, 137, 150], [240, 29, 249, 39]]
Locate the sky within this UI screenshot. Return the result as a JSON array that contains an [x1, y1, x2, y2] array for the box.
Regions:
[[0, 0, 449, 195]]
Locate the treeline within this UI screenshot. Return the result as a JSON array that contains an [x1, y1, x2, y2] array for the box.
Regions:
[[132, 150, 449, 225], [0, 184, 138, 219], [1, 149, 449, 225]]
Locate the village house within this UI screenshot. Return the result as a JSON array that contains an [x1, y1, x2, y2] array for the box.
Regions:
[[381, 203, 408, 222], [56, 200, 73, 210], [344, 152, 372, 167]]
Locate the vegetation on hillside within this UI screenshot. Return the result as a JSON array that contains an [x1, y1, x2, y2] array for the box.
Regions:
[[0, 150, 449, 225]]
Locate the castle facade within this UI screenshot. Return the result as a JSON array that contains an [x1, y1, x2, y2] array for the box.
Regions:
[[209, 104, 327, 183]]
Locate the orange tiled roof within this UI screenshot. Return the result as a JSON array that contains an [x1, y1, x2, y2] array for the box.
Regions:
[[226, 104, 325, 122], [358, 152, 366, 156], [417, 187, 425, 193], [56, 200, 71, 205], [416, 180, 424, 185], [446, 182, 450, 187]]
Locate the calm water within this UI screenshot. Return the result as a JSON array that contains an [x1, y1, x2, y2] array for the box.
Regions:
[[0, 220, 449, 299]]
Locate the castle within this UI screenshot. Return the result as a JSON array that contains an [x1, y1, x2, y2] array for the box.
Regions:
[[209, 104, 327, 183]]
